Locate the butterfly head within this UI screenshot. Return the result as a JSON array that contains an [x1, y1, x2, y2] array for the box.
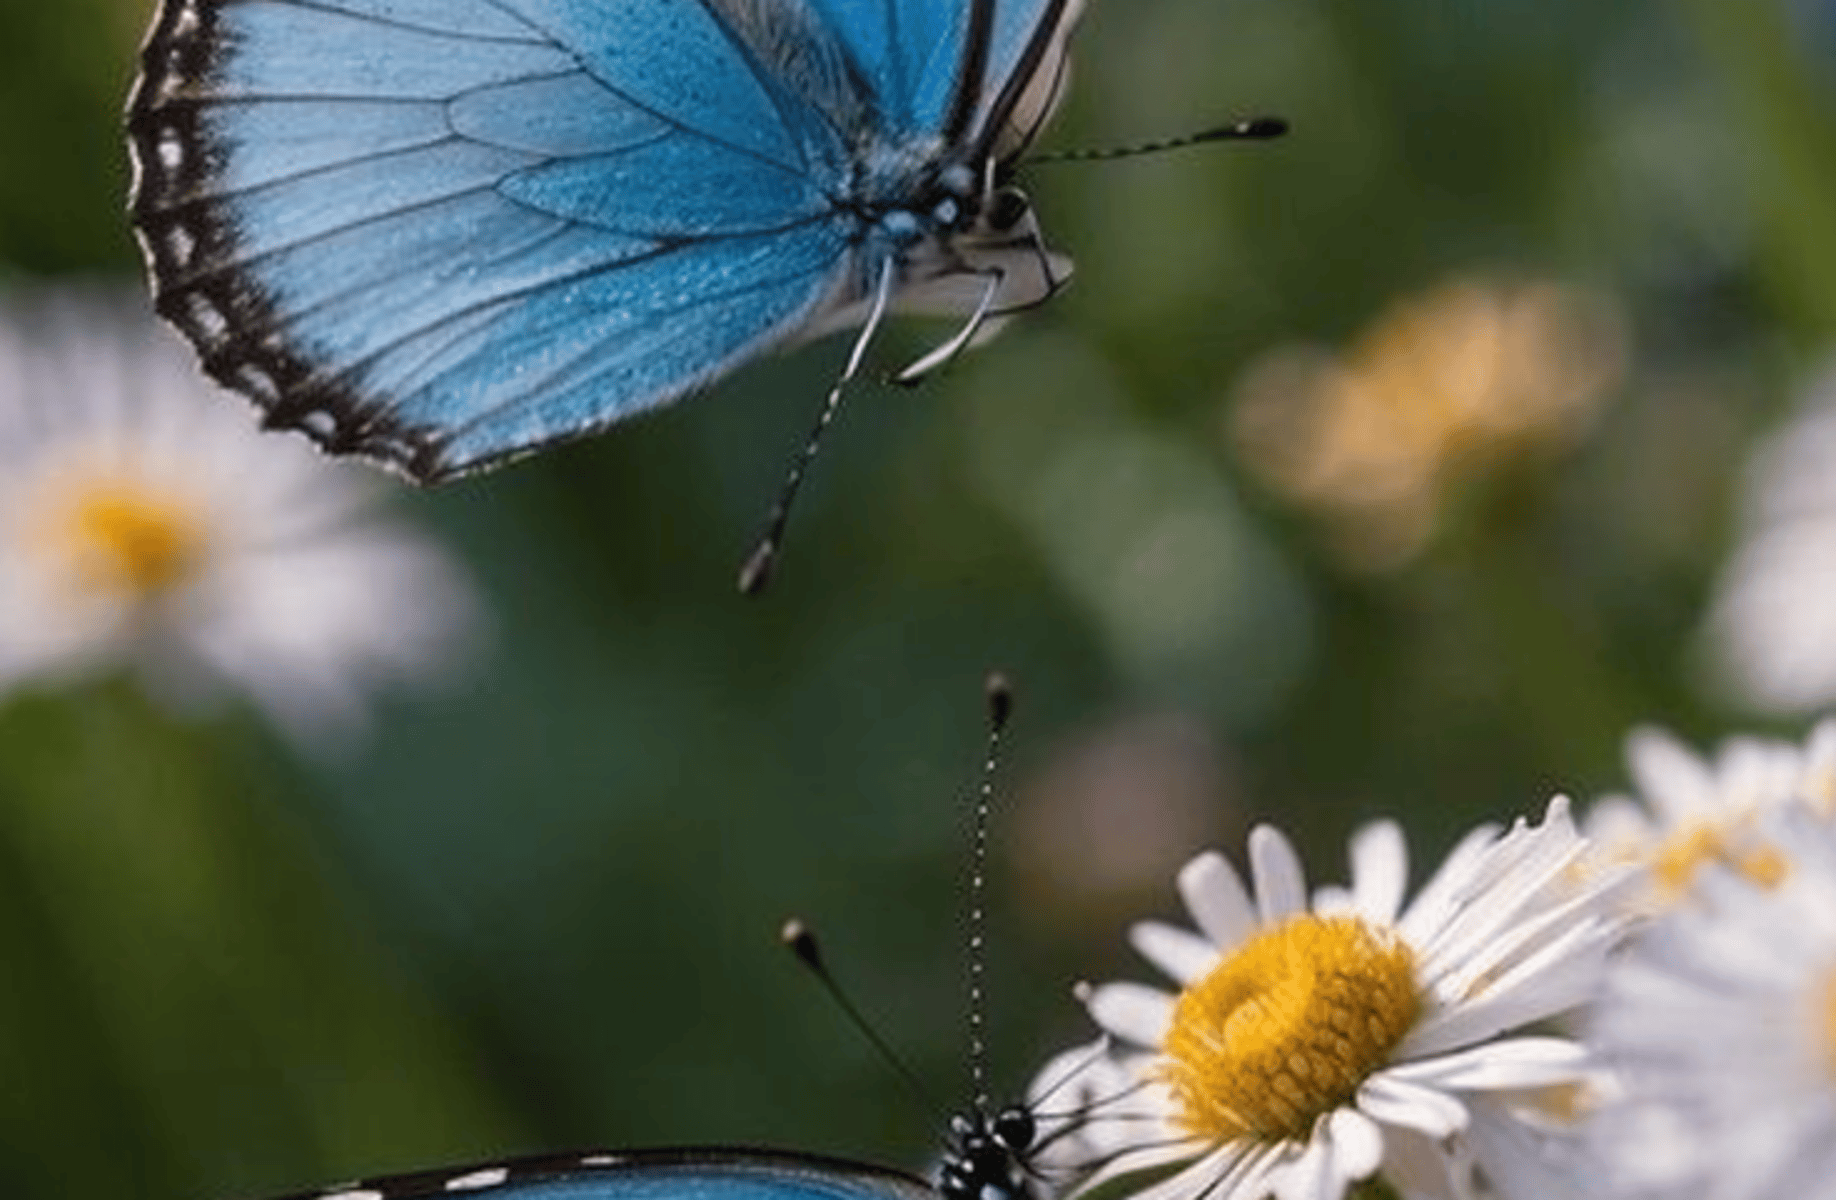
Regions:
[[936, 1104, 1039, 1200]]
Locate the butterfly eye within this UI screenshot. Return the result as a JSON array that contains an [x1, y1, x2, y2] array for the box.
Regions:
[[984, 187, 1031, 234], [993, 1106, 1036, 1153]]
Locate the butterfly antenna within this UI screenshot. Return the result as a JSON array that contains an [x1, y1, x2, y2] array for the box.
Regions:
[[738, 260, 898, 596], [781, 917, 946, 1119], [965, 671, 1014, 1119], [1030, 117, 1288, 165]]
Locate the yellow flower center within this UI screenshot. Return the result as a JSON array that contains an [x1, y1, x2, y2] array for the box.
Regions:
[[1159, 914, 1420, 1143], [1652, 823, 1788, 897], [38, 477, 208, 601]]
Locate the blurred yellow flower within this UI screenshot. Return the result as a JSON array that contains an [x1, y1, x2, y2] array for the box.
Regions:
[[1231, 279, 1626, 569]]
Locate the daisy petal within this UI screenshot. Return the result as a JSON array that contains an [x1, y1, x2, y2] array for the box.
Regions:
[[1356, 1072, 1471, 1138], [1348, 819, 1408, 923], [1626, 725, 1715, 822], [1325, 1106, 1384, 1181], [1803, 719, 1836, 814], [1464, 1095, 1589, 1200], [1178, 851, 1258, 950], [1404, 914, 1617, 1057], [1272, 1135, 1331, 1200], [1249, 825, 1308, 922], [1582, 796, 1656, 848], [1130, 920, 1218, 985], [1027, 1038, 1109, 1108], [1397, 818, 1502, 947], [1378, 1125, 1468, 1199], [1310, 884, 1356, 916], [1085, 981, 1174, 1047], [1384, 1037, 1589, 1092], [1409, 797, 1585, 969], [1063, 1138, 1206, 1197], [1223, 1142, 1293, 1200], [1113, 1145, 1242, 1200]]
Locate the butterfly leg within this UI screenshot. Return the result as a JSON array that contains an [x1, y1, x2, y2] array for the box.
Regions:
[[737, 259, 899, 595], [891, 269, 1006, 385]]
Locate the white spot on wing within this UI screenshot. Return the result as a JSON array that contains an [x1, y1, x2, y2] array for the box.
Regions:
[[445, 1167, 510, 1191], [321, 1190, 384, 1200], [234, 363, 280, 405], [163, 224, 196, 270], [579, 1155, 622, 1167], [185, 291, 227, 341]]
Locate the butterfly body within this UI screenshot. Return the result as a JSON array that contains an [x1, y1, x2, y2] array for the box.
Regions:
[[128, 0, 1081, 482]]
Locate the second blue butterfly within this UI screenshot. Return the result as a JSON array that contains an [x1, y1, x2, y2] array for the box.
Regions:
[[127, 0, 1082, 481]]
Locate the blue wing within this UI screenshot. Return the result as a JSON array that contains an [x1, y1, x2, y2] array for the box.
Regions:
[[797, 0, 1076, 147], [129, 0, 863, 480], [270, 1149, 938, 1200], [127, 0, 1080, 480], [801, 0, 969, 134]]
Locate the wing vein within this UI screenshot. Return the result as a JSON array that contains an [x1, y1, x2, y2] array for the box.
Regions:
[[428, 252, 839, 446], [258, 214, 842, 399]]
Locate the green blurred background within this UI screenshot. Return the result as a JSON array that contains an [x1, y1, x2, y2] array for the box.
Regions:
[[3, 1, 1834, 1198]]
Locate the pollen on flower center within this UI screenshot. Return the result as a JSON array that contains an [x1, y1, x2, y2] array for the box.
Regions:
[[41, 478, 209, 600], [1653, 823, 1788, 897], [1159, 914, 1419, 1143]]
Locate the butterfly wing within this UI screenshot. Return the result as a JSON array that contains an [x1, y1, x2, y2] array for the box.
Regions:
[[796, 0, 1081, 152], [274, 1149, 939, 1200], [129, 1, 862, 480], [973, 0, 1085, 163]]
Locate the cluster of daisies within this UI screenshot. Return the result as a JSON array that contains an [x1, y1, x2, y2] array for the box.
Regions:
[[1022, 722, 1836, 1200], [0, 286, 478, 746]]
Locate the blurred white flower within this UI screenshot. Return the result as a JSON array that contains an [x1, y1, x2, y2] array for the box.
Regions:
[[1703, 364, 1836, 713], [1588, 809, 1836, 1199], [1030, 799, 1632, 1200], [0, 286, 480, 746], [1581, 721, 1836, 908]]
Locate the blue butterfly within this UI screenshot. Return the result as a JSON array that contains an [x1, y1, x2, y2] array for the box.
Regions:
[[126, 0, 1082, 486], [252, 1133, 1045, 1200]]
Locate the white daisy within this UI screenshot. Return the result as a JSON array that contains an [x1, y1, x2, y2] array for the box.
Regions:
[[1030, 798, 1632, 1200], [0, 286, 480, 745], [1588, 809, 1836, 1199], [1702, 362, 1836, 714], [1581, 721, 1836, 907]]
